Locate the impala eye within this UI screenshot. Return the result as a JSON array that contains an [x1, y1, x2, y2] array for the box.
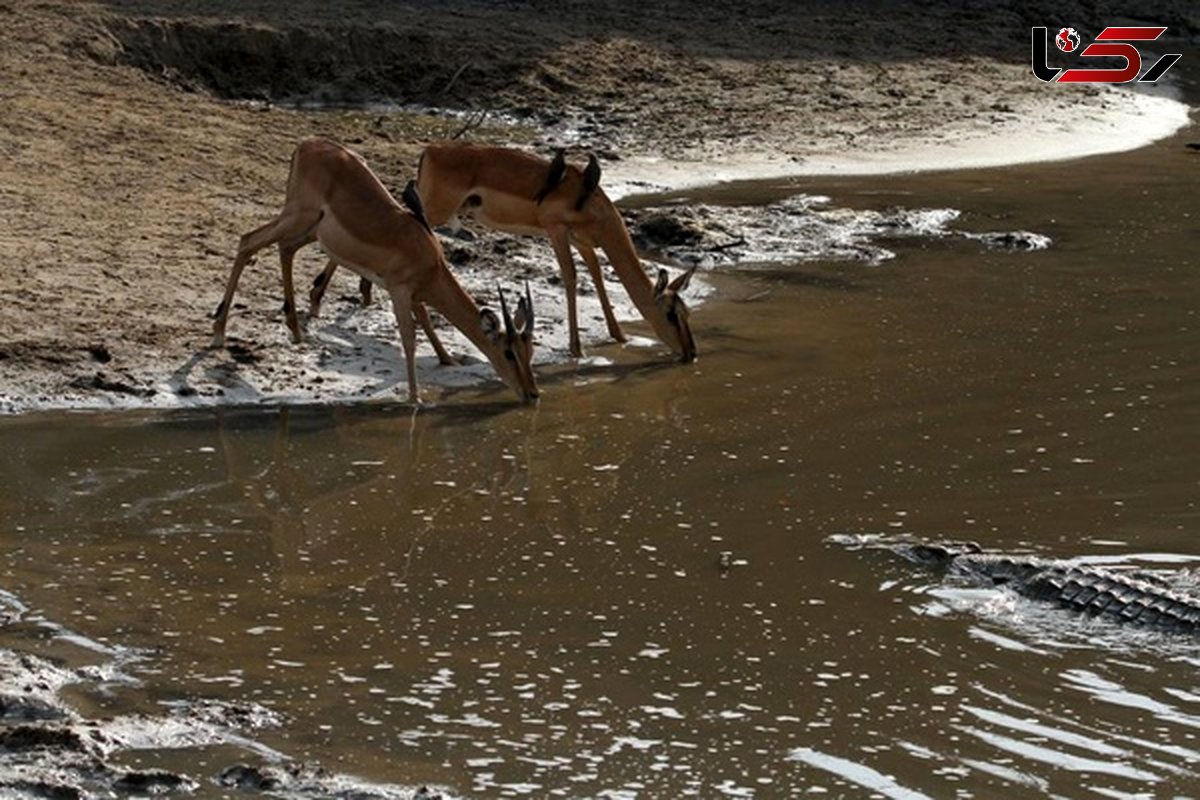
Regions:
[[504, 350, 516, 361], [666, 308, 679, 325]]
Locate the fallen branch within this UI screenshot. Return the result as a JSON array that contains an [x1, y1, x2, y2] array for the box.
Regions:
[[442, 61, 472, 96], [450, 108, 488, 140]]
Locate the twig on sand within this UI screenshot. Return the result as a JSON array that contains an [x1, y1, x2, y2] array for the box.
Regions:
[[450, 109, 489, 140]]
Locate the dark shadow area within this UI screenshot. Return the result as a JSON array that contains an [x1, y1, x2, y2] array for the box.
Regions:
[[89, 0, 1199, 105]]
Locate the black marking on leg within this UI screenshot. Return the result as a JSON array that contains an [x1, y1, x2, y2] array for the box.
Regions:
[[213, 300, 226, 319], [282, 299, 294, 314], [312, 271, 327, 288]]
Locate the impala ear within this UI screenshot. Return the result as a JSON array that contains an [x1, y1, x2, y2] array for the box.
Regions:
[[669, 265, 696, 294], [654, 268, 669, 297], [480, 308, 503, 343]]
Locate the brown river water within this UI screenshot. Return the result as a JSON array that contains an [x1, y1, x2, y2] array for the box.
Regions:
[[1, 124, 1198, 797]]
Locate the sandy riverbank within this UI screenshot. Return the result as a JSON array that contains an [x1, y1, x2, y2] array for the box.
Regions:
[[605, 87, 1191, 198], [0, 0, 1194, 414]]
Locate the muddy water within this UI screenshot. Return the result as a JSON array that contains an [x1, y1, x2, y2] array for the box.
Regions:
[[3, 127, 1199, 797]]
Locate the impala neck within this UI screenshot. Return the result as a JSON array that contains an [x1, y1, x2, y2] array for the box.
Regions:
[[594, 209, 659, 322], [421, 264, 497, 359]]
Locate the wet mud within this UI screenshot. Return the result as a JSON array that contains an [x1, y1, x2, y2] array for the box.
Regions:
[[627, 195, 1051, 268], [0, 608, 444, 798]]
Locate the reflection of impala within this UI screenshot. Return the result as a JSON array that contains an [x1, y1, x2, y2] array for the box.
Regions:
[[312, 143, 698, 362], [210, 138, 538, 405]]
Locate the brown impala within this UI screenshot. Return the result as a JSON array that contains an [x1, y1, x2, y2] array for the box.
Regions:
[[311, 142, 698, 362], [210, 138, 539, 405]]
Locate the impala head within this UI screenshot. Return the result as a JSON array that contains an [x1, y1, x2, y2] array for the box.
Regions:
[[480, 283, 539, 404], [653, 267, 698, 363]]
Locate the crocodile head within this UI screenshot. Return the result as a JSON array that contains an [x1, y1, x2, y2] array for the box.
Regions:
[[902, 541, 983, 568]]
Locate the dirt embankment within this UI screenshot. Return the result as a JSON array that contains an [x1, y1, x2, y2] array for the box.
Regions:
[[0, 0, 1195, 412]]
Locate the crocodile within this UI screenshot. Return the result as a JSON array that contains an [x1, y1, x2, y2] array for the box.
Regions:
[[840, 538, 1200, 634]]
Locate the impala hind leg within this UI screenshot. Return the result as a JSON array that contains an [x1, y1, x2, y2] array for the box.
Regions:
[[548, 228, 583, 358], [576, 243, 626, 344], [387, 285, 421, 404], [212, 212, 320, 347], [415, 303, 456, 366], [212, 217, 286, 348]]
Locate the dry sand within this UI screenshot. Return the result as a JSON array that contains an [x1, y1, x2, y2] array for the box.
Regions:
[[0, 0, 1193, 413]]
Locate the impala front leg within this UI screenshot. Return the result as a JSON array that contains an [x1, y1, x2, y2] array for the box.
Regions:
[[309, 258, 339, 318], [415, 303, 457, 366], [576, 243, 626, 344], [387, 285, 421, 404], [310, 261, 374, 318], [547, 227, 583, 358]]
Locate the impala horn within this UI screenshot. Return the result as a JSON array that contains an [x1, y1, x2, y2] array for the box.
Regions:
[[519, 279, 535, 342], [497, 284, 516, 340]]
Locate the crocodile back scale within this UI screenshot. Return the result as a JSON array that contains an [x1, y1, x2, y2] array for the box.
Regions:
[[835, 537, 1200, 635]]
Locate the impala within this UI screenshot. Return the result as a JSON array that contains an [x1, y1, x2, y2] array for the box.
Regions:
[[210, 138, 539, 404], [311, 143, 698, 362]]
